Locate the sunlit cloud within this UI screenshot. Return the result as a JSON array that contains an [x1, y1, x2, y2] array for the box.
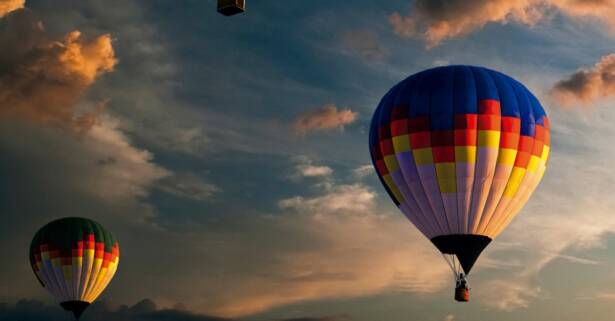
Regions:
[[0, 0, 23, 17], [0, 9, 116, 131], [390, 0, 615, 47], [551, 53, 615, 106], [292, 104, 358, 135], [167, 180, 450, 317]]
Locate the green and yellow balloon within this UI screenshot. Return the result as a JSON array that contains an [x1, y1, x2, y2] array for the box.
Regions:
[[29, 217, 120, 319]]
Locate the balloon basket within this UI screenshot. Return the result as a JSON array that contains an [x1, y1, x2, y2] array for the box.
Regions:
[[454, 286, 470, 302]]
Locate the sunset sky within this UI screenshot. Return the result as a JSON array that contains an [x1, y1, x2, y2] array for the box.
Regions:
[[1, 1, 615, 321]]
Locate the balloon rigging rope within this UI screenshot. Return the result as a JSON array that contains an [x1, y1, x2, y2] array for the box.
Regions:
[[442, 254, 459, 279]]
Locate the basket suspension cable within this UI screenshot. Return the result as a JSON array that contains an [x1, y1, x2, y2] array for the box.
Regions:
[[453, 255, 457, 274], [442, 254, 459, 279], [452, 255, 460, 278], [442, 254, 454, 272]]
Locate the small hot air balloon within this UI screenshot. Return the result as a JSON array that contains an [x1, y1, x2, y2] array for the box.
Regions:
[[29, 217, 120, 319], [369, 65, 550, 302]]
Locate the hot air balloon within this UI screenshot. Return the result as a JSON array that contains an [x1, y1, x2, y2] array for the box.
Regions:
[[29, 217, 120, 319], [369, 65, 550, 302]]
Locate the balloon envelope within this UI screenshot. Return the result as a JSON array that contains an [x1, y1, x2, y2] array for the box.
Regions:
[[30, 217, 120, 319], [369, 65, 549, 274]]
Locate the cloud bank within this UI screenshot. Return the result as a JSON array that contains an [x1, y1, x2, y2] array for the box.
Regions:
[[0, 299, 229, 321], [199, 182, 449, 317], [0, 299, 350, 321], [390, 0, 615, 47]]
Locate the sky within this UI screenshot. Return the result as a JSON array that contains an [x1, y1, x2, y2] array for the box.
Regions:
[[0, 0, 614, 320]]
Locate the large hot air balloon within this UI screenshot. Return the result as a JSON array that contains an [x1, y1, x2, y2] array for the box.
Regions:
[[29, 217, 120, 319], [369, 65, 549, 302]]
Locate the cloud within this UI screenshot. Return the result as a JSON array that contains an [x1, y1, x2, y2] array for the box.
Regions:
[[299, 165, 333, 177], [157, 173, 219, 201], [0, 116, 169, 204], [194, 182, 449, 317], [390, 0, 615, 47], [83, 117, 170, 201], [0, 0, 23, 17], [292, 104, 357, 135], [0, 299, 350, 321], [0, 9, 116, 131], [479, 278, 542, 311], [551, 53, 615, 106], [0, 161, 444, 317], [340, 29, 386, 61], [577, 291, 615, 301], [351, 165, 373, 179], [293, 156, 333, 178], [279, 184, 374, 213]]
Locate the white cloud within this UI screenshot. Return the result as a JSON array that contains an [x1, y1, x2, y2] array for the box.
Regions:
[[279, 184, 375, 214], [82, 116, 170, 201], [300, 165, 334, 177], [352, 164, 374, 179], [293, 156, 334, 178]]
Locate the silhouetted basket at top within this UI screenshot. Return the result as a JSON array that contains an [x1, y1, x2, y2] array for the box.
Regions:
[[218, 0, 245, 16]]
